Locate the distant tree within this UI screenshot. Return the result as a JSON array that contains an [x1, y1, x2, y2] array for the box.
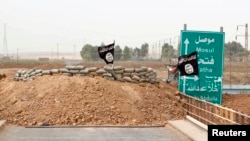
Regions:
[[224, 41, 245, 57], [114, 45, 122, 61], [90, 46, 99, 61], [123, 46, 131, 60], [161, 43, 175, 58], [140, 43, 149, 57], [133, 47, 141, 59], [80, 44, 92, 61]]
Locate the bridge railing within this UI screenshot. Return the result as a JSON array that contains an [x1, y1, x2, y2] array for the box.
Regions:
[[179, 93, 250, 125]]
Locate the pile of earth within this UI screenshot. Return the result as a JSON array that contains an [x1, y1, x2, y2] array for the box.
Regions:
[[2, 62, 249, 127], [0, 74, 6, 80], [0, 72, 184, 127]]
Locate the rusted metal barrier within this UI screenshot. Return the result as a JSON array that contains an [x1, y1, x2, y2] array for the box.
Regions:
[[179, 92, 250, 125]]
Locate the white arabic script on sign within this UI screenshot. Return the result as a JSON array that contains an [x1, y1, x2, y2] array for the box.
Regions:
[[195, 36, 215, 45], [198, 56, 214, 65]]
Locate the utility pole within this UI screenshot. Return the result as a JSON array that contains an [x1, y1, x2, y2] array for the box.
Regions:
[[152, 43, 155, 59], [236, 23, 249, 62], [57, 43, 59, 60], [245, 24, 248, 59], [159, 41, 161, 60], [236, 23, 249, 84], [155, 42, 157, 59], [152, 44, 154, 59], [74, 44, 76, 60], [52, 48, 53, 60], [16, 48, 18, 62], [3, 23, 8, 57]]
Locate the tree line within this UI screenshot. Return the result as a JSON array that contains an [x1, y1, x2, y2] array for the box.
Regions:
[[80, 41, 249, 61], [80, 43, 149, 61]]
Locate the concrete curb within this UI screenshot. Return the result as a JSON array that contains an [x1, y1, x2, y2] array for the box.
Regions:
[[0, 120, 6, 127], [0, 120, 6, 129], [186, 115, 208, 131], [168, 119, 208, 141]]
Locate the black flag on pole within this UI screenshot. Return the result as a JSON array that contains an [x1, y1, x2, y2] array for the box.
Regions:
[[98, 41, 115, 64], [177, 51, 198, 76]]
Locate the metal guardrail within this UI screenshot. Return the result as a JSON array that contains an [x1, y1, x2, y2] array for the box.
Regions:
[[178, 92, 250, 125], [223, 85, 250, 94]]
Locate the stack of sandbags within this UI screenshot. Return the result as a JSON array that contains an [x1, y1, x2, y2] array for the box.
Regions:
[[13, 65, 159, 84]]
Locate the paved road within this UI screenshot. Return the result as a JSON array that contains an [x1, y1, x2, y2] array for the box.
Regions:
[[0, 125, 191, 141]]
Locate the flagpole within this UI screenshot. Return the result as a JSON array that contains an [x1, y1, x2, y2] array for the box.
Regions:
[[112, 40, 115, 69], [112, 40, 115, 79]]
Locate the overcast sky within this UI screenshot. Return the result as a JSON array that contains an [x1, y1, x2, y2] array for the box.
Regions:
[[0, 0, 249, 55]]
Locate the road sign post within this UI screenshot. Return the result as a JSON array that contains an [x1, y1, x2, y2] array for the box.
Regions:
[[178, 30, 225, 104]]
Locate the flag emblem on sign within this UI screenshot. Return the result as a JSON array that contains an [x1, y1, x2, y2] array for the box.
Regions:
[[177, 51, 198, 76]]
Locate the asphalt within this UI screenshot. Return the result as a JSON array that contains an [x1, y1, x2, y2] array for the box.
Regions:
[[0, 117, 207, 141]]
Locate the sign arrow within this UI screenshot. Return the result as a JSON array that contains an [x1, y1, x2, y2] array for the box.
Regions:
[[184, 38, 189, 55], [182, 38, 190, 94], [184, 75, 199, 81], [182, 75, 199, 94]]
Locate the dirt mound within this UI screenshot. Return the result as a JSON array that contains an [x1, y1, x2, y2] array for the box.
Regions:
[[0, 74, 6, 80], [0, 73, 184, 127], [222, 94, 250, 115], [2, 62, 249, 127]]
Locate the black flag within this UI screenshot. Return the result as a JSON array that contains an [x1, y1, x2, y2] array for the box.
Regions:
[[177, 51, 198, 76], [98, 41, 115, 64]]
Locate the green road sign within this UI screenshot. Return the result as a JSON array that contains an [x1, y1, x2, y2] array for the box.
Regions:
[[178, 30, 225, 104]]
